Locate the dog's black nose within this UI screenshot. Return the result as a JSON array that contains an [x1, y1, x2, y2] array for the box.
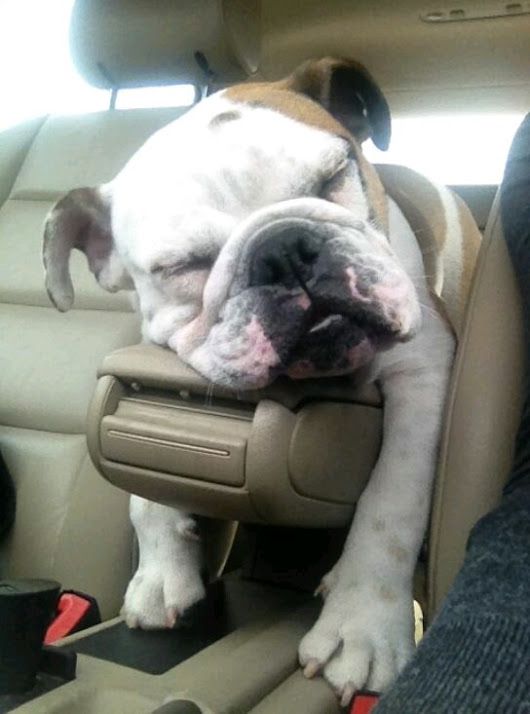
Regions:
[[249, 228, 321, 288]]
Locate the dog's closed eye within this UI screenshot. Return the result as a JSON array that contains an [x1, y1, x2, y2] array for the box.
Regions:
[[150, 252, 216, 279]]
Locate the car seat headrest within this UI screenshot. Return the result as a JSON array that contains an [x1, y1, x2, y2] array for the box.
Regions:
[[70, 0, 260, 90]]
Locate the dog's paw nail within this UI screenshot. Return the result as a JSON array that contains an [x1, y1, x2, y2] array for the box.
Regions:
[[303, 658, 321, 679], [178, 519, 200, 541], [340, 683, 356, 708], [166, 607, 179, 628], [314, 582, 327, 598], [184, 527, 201, 541], [125, 614, 139, 629]]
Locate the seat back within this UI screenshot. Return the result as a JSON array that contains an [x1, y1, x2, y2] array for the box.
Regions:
[[0, 108, 186, 617], [427, 193, 525, 620]]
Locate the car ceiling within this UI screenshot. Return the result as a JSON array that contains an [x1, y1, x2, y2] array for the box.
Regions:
[[71, 0, 530, 116], [260, 0, 530, 115]]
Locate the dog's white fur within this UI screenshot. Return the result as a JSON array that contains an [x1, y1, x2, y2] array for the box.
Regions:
[[123, 497, 204, 630], [109, 95, 371, 347], [299, 200, 453, 702], [123, 199, 453, 700], [43, 73, 456, 702]]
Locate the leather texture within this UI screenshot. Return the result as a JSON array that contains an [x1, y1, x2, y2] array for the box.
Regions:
[[0, 108, 186, 617], [428, 193, 525, 619]]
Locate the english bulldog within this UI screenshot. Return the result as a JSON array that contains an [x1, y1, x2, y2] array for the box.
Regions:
[[42, 58, 477, 704]]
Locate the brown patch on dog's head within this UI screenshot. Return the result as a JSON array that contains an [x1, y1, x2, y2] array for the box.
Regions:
[[226, 83, 351, 140], [225, 58, 391, 232], [280, 57, 391, 151]]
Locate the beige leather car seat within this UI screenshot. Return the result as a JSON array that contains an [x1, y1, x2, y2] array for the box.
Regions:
[[427, 192, 525, 619], [0, 108, 189, 617]]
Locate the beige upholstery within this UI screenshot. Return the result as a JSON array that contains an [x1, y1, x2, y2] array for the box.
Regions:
[[427, 193, 525, 619], [0, 108, 187, 617]]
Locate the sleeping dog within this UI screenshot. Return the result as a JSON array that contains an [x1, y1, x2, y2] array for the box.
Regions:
[[42, 58, 477, 704]]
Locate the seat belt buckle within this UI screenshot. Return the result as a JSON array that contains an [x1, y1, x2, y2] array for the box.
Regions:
[[44, 590, 101, 644], [350, 690, 380, 714]]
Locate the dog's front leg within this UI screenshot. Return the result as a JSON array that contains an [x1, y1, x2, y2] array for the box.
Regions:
[[121, 495, 205, 629], [299, 351, 452, 704]]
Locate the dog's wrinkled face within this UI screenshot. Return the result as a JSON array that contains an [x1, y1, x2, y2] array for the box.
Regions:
[[172, 196, 419, 388], [43, 58, 421, 389]]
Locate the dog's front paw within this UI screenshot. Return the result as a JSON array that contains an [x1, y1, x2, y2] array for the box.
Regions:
[[314, 564, 340, 599], [299, 585, 414, 706], [121, 564, 206, 630]]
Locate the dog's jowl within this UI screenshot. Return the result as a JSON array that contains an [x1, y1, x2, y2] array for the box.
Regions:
[[42, 57, 478, 703]]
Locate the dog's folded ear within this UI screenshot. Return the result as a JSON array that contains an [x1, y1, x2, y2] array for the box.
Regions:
[[42, 187, 131, 311], [282, 57, 391, 151]]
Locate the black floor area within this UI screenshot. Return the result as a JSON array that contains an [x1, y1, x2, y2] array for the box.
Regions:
[[0, 674, 65, 714], [61, 575, 310, 675]]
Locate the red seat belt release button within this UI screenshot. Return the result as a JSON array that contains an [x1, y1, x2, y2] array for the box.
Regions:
[[350, 691, 380, 714], [44, 593, 91, 644]]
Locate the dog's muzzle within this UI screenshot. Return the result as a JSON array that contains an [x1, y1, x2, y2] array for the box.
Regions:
[[174, 198, 421, 388]]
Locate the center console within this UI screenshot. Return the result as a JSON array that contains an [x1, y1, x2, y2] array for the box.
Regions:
[[87, 344, 383, 528], [2, 575, 340, 714]]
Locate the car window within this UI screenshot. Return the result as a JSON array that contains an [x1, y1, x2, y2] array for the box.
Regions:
[[364, 113, 524, 185]]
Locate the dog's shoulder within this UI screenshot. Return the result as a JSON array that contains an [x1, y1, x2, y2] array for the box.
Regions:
[[376, 164, 481, 337]]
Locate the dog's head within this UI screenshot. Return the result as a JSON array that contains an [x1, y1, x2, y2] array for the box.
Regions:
[[43, 58, 421, 388]]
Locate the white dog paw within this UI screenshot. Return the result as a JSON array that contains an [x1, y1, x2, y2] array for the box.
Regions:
[[299, 586, 415, 706], [121, 565, 206, 630], [314, 564, 340, 599]]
